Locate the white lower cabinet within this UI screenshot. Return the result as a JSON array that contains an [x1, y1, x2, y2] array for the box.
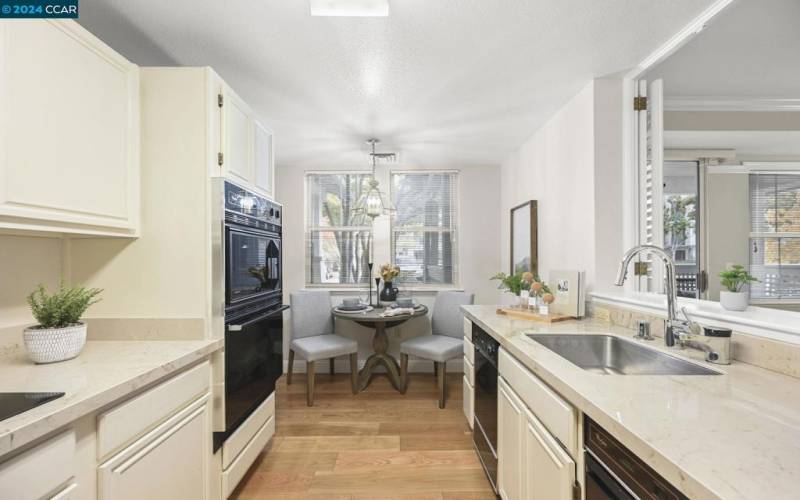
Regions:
[[523, 406, 576, 500], [98, 396, 209, 500], [498, 351, 578, 500], [498, 378, 525, 500]]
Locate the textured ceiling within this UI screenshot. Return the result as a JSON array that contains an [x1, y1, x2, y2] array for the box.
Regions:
[[646, 0, 800, 98], [78, 0, 718, 168]]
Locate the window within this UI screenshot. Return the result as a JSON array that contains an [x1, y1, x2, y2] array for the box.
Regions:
[[305, 173, 372, 285], [749, 173, 800, 300], [390, 171, 458, 286]]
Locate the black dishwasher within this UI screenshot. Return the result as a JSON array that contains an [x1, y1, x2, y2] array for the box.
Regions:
[[472, 324, 499, 495], [584, 416, 688, 500]]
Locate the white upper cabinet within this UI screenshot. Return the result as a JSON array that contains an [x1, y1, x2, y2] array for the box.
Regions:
[[218, 83, 274, 198], [253, 119, 274, 196], [0, 20, 140, 237], [221, 86, 253, 186]]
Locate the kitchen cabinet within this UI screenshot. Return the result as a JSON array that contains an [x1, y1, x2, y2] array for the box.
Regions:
[[462, 318, 475, 429], [0, 20, 140, 237], [498, 351, 578, 500], [221, 86, 253, 186], [523, 406, 576, 500], [498, 378, 524, 500], [219, 85, 274, 198], [253, 119, 274, 196], [98, 396, 209, 500]]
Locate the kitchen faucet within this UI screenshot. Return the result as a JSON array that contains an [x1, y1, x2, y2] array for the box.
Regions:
[[614, 245, 692, 347]]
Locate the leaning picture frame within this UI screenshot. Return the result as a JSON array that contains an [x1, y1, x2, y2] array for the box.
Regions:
[[510, 200, 538, 276]]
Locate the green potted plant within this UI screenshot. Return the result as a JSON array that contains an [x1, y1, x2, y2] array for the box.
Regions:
[[491, 272, 528, 307], [718, 264, 758, 312], [24, 284, 102, 364]]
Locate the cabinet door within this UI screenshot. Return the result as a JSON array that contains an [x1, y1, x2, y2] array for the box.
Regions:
[[98, 397, 208, 500], [221, 87, 253, 185], [0, 20, 139, 236], [253, 120, 274, 196], [523, 408, 576, 500], [498, 378, 525, 500]]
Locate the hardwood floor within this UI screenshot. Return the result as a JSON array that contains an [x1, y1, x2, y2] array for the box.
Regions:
[[232, 372, 495, 499]]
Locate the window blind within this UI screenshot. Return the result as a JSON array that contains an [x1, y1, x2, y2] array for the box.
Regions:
[[749, 173, 800, 300], [390, 172, 458, 285], [305, 173, 372, 285]]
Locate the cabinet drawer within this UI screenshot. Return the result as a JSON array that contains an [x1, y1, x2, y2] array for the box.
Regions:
[[222, 392, 275, 469], [463, 317, 472, 340], [97, 361, 210, 459], [0, 429, 75, 500], [462, 375, 474, 429], [222, 414, 275, 497], [498, 349, 577, 457], [463, 336, 474, 365], [98, 395, 208, 500], [463, 356, 475, 387]]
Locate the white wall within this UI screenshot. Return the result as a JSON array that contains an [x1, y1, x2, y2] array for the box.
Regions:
[[499, 79, 624, 295], [277, 162, 501, 370], [0, 236, 62, 341]]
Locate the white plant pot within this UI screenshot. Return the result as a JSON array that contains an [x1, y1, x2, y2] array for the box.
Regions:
[[23, 323, 87, 364], [720, 291, 749, 312]]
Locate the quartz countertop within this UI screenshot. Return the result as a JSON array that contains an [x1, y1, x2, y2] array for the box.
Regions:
[[462, 305, 800, 500], [0, 339, 222, 456]]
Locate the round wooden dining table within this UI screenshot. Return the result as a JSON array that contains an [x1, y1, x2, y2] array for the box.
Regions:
[[332, 305, 428, 392]]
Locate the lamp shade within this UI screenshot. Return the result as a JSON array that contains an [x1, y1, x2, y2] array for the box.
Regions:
[[365, 179, 383, 218]]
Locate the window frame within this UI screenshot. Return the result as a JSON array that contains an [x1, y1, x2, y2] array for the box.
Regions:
[[748, 171, 800, 302], [388, 169, 461, 289], [304, 171, 374, 288]]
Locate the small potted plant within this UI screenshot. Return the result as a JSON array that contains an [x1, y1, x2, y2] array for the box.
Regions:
[[378, 264, 401, 303], [719, 264, 758, 312], [491, 271, 526, 307], [24, 284, 102, 364]]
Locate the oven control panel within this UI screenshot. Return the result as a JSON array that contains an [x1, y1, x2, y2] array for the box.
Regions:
[[225, 181, 282, 229]]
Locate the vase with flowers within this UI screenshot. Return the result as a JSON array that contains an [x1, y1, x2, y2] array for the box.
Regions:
[[379, 264, 401, 303], [529, 277, 555, 315]]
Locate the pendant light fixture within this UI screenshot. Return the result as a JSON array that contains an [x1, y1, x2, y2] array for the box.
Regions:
[[356, 138, 395, 220]]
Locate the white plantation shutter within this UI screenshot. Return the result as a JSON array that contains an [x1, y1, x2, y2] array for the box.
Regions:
[[305, 173, 372, 285], [390, 172, 458, 285], [749, 173, 800, 300], [637, 79, 664, 293]]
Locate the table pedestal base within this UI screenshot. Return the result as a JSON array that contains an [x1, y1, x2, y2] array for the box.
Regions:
[[356, 323, 402, 392]]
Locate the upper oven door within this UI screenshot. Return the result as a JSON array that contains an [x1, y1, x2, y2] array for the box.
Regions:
[[225, 225, 281, 307]]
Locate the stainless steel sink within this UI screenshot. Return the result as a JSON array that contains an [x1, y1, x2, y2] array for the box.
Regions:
[[526, 334, 721, 375]]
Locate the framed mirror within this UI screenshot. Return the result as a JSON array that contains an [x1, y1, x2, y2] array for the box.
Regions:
[[510, 200, 538, 276], [630, 0, 800, 312]]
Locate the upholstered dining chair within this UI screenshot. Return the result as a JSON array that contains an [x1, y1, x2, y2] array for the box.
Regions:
[[289, 291, 359, 406], [399, 291, 474, 408]]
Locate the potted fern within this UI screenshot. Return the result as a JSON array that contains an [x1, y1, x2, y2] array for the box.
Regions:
[[24, 284, 102, 364], [719, 264, 758, 312]]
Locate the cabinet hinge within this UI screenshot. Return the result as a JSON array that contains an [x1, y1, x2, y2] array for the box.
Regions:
[[218, 152, 224, 166], [634, 261, 649, 276], [218, 93, 223, 107], [633, 96, 648, 111], [572, 481, 581, 500]]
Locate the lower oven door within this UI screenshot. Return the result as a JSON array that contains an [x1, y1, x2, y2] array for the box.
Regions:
[[220, 306, 285, 442]]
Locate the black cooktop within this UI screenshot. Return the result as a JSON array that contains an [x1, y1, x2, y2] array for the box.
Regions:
[[0, 392, 64, 422]]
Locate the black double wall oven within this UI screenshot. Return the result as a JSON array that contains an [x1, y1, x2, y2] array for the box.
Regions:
[[214, 181, 286, 450]]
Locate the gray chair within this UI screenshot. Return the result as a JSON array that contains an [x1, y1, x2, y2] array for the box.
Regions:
[[399, 291, 474, 408], [289, 291, 359, 406]]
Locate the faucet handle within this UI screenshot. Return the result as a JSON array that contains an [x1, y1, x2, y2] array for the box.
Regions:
[[680, 307, 702, 335]]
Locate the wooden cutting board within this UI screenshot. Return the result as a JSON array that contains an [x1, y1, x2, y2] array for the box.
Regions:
[[496, 307, 575, 323]]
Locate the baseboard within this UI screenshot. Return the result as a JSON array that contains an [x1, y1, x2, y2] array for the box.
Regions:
[[283, 358, 463, 374]]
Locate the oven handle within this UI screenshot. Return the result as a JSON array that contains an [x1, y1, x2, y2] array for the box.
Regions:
[[227, 306, 288, 332]]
